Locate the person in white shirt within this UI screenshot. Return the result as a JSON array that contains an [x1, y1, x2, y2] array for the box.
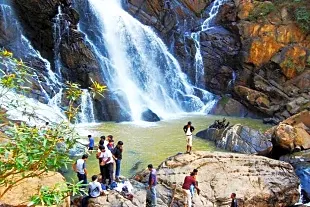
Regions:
[[72, 154, 88, 185], [183, 121, 195, 154], [81, 175, 104, 207], [96, 145, 114, 185], [89, 175, 104, 197]]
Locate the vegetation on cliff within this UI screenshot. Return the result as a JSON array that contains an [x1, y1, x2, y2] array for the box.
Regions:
[[248, 0, 310, 33]]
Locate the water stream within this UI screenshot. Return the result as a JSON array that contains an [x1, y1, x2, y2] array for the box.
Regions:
[[63, 114, 270, 180], [190, 0, 229, 87]]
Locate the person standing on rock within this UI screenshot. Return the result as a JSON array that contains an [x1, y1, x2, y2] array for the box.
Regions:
[[146, 164, 157, 207], [113, 141, 123, 182], [190, 169, 198, 201], [182, 172, 200, 207], [98, 135, 108, 149], [183, 121, 195, 154], [72, 154, 88, 186], [97, 145, 114, 185], [230, 193, 238, 207], [88, 135, 95, 151]]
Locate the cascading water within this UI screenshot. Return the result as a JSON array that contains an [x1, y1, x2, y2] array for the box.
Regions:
[[190, 0, 229, 87], [78, 89, 95, 123], [52, 6, 70, 78], [73, 0, 216, 121], [0, 3, 91, 124]]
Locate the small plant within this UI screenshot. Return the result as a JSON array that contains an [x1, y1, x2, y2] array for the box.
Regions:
[[30, 181, 84, 206], [90, 79, 107, 98], [248, 2, 276, 21], [282, 57, 295, 68], [295, 7, 310, 33]]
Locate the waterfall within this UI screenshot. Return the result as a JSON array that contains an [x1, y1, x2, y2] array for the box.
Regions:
[[52, 6, 70, 78], [73, 0, 216, 121], [78, 89, 95, 123], [190, 0, 229, 87]]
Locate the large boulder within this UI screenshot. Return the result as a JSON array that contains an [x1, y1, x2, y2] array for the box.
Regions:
[[196, 124, 273, 156], [141, 109, 160, 122], [154, 152, 299, 207], [209, 97, 263, 118], [73, 152, 300, 207], [0, 172, 70, 206], [273, 123, 310, 153], [265, 110, 310, 157]]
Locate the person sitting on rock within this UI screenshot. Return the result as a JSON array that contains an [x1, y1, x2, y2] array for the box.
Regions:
[[182, 172, 200, 207], [81, 175, 105, 207]]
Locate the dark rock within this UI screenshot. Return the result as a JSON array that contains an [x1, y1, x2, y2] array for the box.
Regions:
[[141, 109, 160, 122], [263, 117, 281, 125], [94, 90, 132, 122], [210, 97, 263, 118], [197, 124, 273, 156]]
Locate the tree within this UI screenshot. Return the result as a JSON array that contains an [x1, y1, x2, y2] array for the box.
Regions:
[[0, 49, 106, 205]]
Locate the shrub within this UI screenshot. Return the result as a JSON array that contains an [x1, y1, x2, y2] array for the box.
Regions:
[[0, 50, 106, 205], [295, 7, 310, 33], [248, 2, 276, 21]]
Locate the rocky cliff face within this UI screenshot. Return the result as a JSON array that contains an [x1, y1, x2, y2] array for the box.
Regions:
[[0, 0, 308, 121], [127, 0, 310, 121]]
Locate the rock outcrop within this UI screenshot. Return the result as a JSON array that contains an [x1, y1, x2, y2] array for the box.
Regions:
[[209, 97, 263, 118], [0, 172, 70, 207], [137, 152, 300, 207], [72, 152, 299, 207], [196, 124, 272, 156], [265, 110, 310, 157]]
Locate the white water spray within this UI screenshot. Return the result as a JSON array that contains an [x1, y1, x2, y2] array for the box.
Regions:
[[77, 0, 215, 121], [78, 89, 95, 123]]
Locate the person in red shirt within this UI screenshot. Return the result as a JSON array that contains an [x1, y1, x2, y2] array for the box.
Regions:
[[182, 172, 200, 207]]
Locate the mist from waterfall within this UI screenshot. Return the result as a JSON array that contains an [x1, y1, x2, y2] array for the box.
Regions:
[[74, 0, 216, 121]]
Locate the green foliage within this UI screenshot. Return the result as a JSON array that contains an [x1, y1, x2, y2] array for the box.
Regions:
[[248, 2, 276, 21], [273, 0, 310, 34], [30, 181, 85, 206], [0, 50, 31, 97], [0, 50, 107, 205], [295, 7, 310, 33], [282, 57, 295, 68]]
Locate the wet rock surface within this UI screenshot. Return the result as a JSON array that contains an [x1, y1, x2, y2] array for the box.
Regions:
[[197, 124, 272, 156]]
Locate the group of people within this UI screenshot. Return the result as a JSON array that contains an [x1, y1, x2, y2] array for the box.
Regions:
[[72, 134, 124, 204], [73, 121, 238, 207]]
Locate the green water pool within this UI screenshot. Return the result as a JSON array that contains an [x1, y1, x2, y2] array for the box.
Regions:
[[63, 114, 270, 181]]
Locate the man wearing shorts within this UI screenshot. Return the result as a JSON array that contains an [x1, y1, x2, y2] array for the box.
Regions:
[[183, 121, 195, 154]]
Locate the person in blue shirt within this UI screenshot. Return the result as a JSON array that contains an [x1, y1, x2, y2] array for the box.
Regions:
[[88, 135, 95, 151], [146, 164, 157, 207]]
